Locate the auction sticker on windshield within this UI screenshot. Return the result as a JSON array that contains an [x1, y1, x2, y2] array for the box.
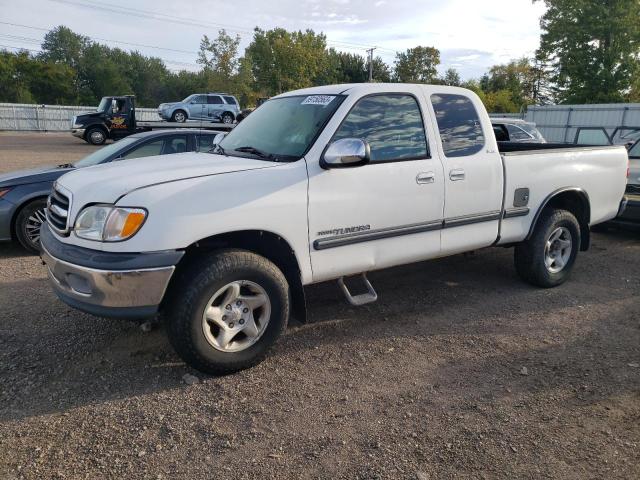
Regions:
[[301, 95, 336, 106]]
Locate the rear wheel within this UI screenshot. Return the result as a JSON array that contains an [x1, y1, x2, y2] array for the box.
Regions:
[[15, 198, 47, 253], [514, 208, 580, 288], [171, 110, 187, 123], [85, 127, 106, 145], [165, 249, 289, 374], [221, 112, 234, 124]]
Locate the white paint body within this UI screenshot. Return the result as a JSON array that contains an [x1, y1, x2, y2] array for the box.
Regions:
[[53, 84, 629, 286]]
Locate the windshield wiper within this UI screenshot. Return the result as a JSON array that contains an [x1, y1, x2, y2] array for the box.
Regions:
[[233, 145, 274, 159]]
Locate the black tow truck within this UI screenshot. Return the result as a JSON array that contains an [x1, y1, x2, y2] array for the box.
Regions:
[[71, 95, 234, 145]]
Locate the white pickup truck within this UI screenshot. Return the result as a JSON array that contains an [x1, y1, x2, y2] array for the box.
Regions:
[[40, 84, 629, 374]]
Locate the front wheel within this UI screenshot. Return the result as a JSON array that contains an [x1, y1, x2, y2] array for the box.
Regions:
[[171, 110, 187, 123], [85, 127, 106, 145], [165, 250, 289, 375], [15, 198, 48, 253], [514, 208, 581, 288]]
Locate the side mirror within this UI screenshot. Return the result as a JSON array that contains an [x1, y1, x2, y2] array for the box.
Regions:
[[321, 138, 371, 169], [213, 132, 227, 146]]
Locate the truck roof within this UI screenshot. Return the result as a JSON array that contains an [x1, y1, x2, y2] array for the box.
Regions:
[[274, 83, 475, 99]]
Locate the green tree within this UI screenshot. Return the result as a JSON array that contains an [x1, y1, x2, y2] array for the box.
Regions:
[[198, 29, 241, 77], [535, 0, 640, 103], [482, 58, 538, 108], [371, 56, 393, 82], [246, 28, 328, 95], [393, 46, 440, 83], [39, 26, 89, 69], [441, 68, 461, 86]]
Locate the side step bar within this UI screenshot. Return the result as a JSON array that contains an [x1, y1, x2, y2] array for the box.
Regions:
[[338, 273, 378, 306]]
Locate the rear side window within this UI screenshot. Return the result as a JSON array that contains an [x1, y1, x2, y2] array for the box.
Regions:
[[332, 94, 428, 162], [207, 96, 224, 104], [223, 96, 238, 105], [506, 124, 532, 141], [431, 94, 484, 157], [575, 128, 610, 145]]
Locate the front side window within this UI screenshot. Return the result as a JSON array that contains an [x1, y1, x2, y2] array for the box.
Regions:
[[196, 134, 216, 152], [121, 135, 188, 160], [332, 94, 428, 162], [191, 95, 207, 104], [208, 96, 224, 104], [431, 94, 485, 157]]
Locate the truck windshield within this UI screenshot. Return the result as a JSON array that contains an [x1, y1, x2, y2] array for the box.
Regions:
[[219, 95, 346, 161], [74, 137, 139, 167], [96, 97, 111, 112]]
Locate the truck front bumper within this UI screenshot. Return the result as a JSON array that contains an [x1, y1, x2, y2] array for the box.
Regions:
[[71, 128, 85, 139], [40, 224, 183, 319]]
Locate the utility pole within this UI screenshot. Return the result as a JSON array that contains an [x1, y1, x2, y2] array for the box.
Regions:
[[366, 47, 377, 82]]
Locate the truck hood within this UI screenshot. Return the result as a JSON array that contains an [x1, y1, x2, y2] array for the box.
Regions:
[[0, 164, 73, 188], [56, 152, 279, 204]]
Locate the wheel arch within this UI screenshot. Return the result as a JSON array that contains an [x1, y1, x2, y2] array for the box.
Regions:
[[527, 187, 591, 251], [221, 111, 235, 121], [9, 193, 50, 240], [164, 229, 307, 323]]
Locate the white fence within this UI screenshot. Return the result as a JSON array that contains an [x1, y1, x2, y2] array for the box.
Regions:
[[0, 103, 159, 131]]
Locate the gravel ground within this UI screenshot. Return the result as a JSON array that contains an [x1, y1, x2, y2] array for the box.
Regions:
[[0, 133, 639, 479]]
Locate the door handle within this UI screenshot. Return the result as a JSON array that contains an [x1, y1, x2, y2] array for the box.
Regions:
[[416, 172, 435, 184], [449, 169, 465, 181]]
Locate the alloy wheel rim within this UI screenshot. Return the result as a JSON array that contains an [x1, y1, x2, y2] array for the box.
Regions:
[[175, 112, 185, 122], [223, 115, 232, 124], [25, 208, 47, 245], [90, 131, 104, 143], [544, 226, 572, 273], [201, 280, 271, 353]]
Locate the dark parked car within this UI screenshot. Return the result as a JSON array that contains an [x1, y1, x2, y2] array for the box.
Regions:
[[0, 129, 222, 252]]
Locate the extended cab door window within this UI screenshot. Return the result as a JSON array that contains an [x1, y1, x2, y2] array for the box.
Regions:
[[431, 94, 484, 157], [575, 128, 610, 145], [430, 93, 502, 252], [332, 94, 428, 162]]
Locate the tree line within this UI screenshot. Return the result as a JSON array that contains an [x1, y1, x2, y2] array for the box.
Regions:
[[1, 0, 638, 112]]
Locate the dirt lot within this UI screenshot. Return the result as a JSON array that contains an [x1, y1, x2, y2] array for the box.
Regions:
[[0, 133, 639, 479]]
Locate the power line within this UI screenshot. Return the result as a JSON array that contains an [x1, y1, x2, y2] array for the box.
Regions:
[[45, 0, 396, 54]]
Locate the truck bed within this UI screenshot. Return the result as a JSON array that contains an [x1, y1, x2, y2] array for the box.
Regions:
[[497, 141, 594, 153]]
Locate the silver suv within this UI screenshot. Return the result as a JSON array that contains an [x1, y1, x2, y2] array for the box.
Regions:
[[158, 93, 241, 124]]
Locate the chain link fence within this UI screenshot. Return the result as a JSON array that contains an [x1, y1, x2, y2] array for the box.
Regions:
[[0, 103, 159, 131]]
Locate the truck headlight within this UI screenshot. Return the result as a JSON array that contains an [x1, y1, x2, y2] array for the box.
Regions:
[[75, 205, 147, 241]]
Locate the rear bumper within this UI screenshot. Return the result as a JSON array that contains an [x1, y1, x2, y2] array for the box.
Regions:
[[616, 195, 640, 223], [40, 224, 183, 319]]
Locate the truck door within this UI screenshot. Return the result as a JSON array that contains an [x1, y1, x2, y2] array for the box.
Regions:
[[306, 92, 445, 283], [428, 92, 503, 254], [108, 97, 131, 139]]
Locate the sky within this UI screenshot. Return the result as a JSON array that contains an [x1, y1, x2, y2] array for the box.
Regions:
[[0, 0, 548, 80]]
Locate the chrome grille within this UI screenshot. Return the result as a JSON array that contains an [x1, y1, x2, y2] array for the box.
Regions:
[[46, 185, 71, 235]]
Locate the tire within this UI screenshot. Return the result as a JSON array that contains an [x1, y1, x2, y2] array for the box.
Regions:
[[171, 110, 187, 123], [165, 249, 289, 375], [221, 112, 234, 124], [514, 208, 581, 288], [85, 127, 106, 145], [15, 198, 48, 253]]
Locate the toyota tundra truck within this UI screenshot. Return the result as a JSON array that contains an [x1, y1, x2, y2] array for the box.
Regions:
[[41, 84, 629, 374]]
